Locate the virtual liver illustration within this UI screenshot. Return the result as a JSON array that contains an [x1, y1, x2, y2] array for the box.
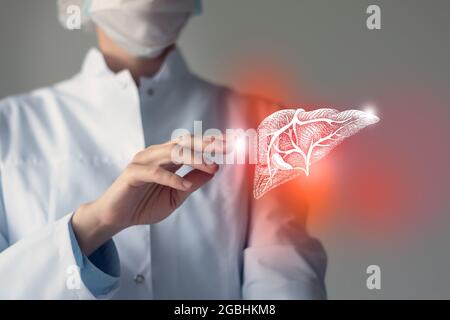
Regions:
[[253, 108, 380, 199]]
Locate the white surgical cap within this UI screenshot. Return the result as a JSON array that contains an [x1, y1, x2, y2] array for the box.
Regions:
[[57, 0, 201, 30]]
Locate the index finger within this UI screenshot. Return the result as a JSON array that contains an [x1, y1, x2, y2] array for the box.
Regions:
[[173, 134, 230, 155]]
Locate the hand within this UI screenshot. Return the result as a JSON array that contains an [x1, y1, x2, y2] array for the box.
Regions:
[[71, 135, 224, 255]]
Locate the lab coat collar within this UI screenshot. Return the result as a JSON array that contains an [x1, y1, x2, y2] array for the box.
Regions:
[[81, 47, 193, 84]]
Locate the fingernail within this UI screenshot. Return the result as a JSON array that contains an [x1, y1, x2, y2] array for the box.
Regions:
[[183, 180, 193, 189]]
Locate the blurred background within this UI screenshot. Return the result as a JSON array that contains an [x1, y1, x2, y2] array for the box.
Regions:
[[1, 0, 450, 299]]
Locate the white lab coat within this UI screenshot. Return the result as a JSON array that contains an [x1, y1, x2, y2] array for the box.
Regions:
[[0, 48, 326, 299]]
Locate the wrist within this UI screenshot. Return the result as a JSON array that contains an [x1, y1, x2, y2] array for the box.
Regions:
[[71, 202, 121, 256]]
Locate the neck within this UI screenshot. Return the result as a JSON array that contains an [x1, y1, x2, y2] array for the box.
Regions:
[[97, 27, 173, 84]]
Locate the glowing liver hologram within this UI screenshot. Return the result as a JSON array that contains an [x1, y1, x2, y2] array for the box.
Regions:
[[253, 108, 380, 199]]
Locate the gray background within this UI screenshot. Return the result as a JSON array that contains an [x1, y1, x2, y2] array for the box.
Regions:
[[1, 0, 450, 299]]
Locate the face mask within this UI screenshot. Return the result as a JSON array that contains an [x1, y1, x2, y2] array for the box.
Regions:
[[87, 0, 198, 58]]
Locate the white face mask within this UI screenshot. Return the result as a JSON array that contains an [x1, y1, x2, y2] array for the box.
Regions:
[[87, 0, 197, 58]]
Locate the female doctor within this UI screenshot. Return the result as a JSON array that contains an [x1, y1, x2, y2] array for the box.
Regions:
[[0, 0, 327, 299]]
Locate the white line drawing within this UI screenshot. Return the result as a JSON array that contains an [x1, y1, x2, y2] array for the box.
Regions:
[[253, 108, 380, 199]]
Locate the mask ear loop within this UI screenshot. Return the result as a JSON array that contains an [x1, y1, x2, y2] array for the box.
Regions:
[[194, 0, 203, 15], [83, 0, 92, 18]]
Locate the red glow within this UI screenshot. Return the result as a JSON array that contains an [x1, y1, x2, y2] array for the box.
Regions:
[[344, 151, 416, 234], [227, 54, 298, 102], [224, 54, 450, 243]]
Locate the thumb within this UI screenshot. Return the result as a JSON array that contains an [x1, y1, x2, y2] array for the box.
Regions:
[[176, 168, 217, 203]]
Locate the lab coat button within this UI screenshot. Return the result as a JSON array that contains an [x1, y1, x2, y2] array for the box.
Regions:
[[134, 274, 145, 284]]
